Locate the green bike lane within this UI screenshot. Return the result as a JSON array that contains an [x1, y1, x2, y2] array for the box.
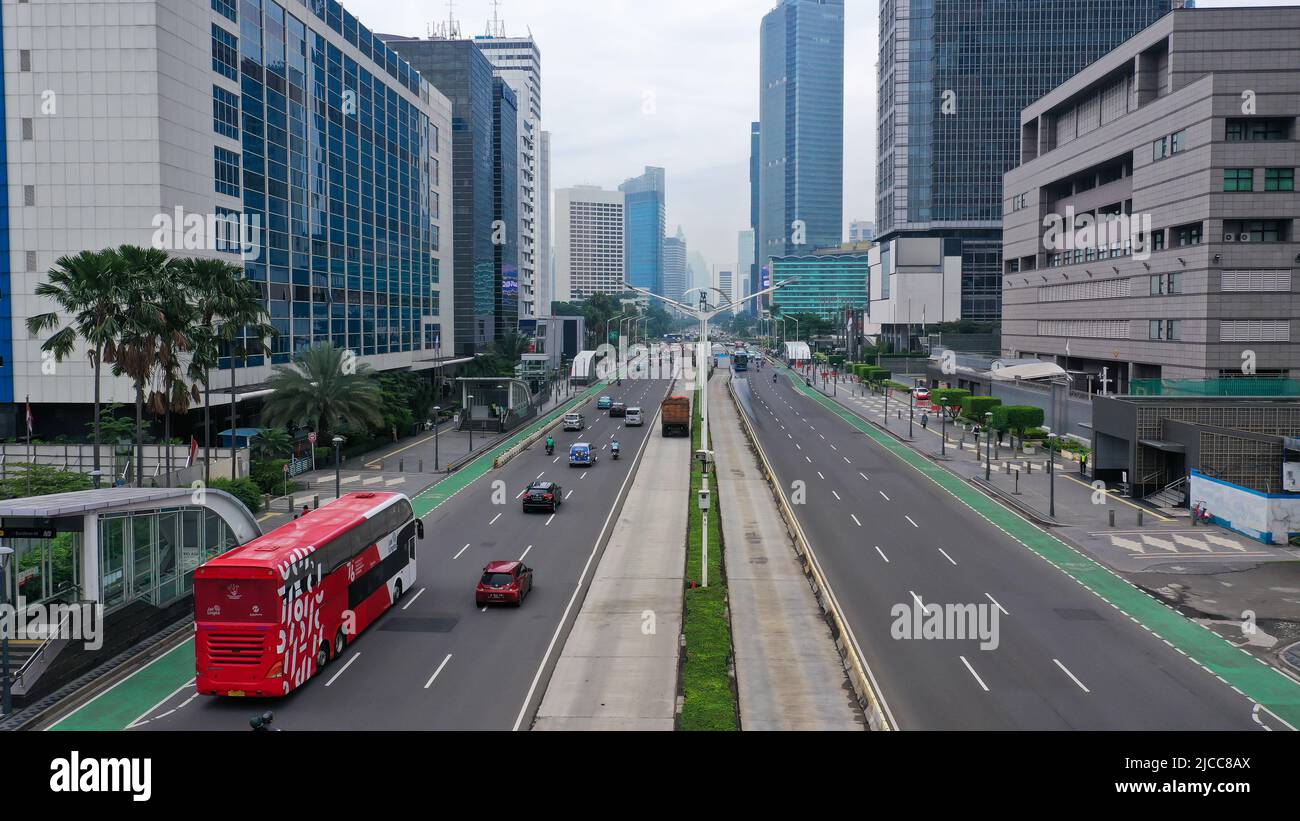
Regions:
[[50, 381, 612, 731], [779, 365, 1300, 729]]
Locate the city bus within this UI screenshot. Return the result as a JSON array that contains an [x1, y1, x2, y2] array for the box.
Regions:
[[193, 492, 422, 697], [733, 351, 750, 372]]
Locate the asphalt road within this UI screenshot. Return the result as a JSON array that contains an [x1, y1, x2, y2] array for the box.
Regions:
[[738, 363, 1287, 730], [130, 378, 676, 731]]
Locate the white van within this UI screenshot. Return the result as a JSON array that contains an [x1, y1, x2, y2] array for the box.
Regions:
[[625, 407, 644, 427]]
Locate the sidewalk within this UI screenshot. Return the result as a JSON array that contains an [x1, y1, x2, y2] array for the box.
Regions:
[[533, 413, 690, 730], [711, 373, 863, 730]]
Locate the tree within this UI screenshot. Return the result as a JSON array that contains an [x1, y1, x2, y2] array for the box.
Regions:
[[931, 388, 971, 420], [252, 427, 293, 461], [26, 249, 129, 478], [260, 342, 383, 439], [174, 257, 274, 483], [0, 464, 92, 500]]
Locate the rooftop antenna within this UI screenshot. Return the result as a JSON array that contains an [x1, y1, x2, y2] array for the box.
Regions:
[[486, 0, 507, 37], [433, 0, 461, 39]]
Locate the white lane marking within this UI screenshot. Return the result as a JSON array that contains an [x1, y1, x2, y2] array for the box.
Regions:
[[553, 456, 560, 463], [545, 514, 555, 527], [454, 543, 471, 560], [536, 472, 545, 480], [581, 471, 588, 480], [960, 655, 990, 692], [832, 491, 841, 501], [938, 548, 958, 566], [879, 491, 891, 502], [805, 456, 813, 464], [520, 544, 534, 561], [796, 443, 802, 450], [910, 590, 925, 608], [830, 444, 838, 451], [565, 490, 573, 499], [402, 587, 426, 610], [851, 514, 862, 527], [874, 545, 890, 563], [1054, 659, 1091, 693], [985, 593, 1009, 616], [843, 457, 851, 464], [859, 472, 869, 481], [123, 679, 197, 729], [818, 471, 825, 480], [489, 513, 502, 525], [905, 515, 919, 528], [325, 652, 361, 687], [424, 654, 453, 689]]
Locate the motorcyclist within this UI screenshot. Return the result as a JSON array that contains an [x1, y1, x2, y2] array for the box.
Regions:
[[773, 373, 778, 383], [545, 435, 555, 455], [611, 439, 621, 459]]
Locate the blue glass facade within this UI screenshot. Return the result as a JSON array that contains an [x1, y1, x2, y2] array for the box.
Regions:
[[387, 37, 507, 354], [493, 78, 519, 326], [876, 0, 1172, 322], [758, 0, 845, 266], [211, 0, 438, 368], [749, 121, 761, 314], [769, 254, 869, 320], [619, 167, 666, 295]]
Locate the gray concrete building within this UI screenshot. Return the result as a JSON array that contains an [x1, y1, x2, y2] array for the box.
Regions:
[[1002, 6, 1300, 394]]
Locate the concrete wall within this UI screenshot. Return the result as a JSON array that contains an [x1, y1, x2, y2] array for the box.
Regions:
[[1190, 471, 1300, 545]]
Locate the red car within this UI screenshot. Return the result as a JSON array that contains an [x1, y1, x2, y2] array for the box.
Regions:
[[913, 387, 932, 402], [475, 561, 534, 607]]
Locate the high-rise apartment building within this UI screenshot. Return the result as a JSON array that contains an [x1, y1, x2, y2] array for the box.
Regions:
[[386, 35, 517, 353], [620, 167, 667, 295], [849, 220, 875, 243], [555, 186, 625, 301], [539, 130, 553, 312], [875, 0, 1173, 325], [475, 28, 542, 320], [758, 0, 845, 266], [8, 0, 452, 436], [663, 227, 689, 304], [748, 120, 761, 313]]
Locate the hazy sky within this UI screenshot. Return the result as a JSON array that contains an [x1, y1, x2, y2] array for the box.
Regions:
[[342, 0, 1282, 272]]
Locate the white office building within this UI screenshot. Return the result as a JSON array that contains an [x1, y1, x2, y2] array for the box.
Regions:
[[554, 186, 625, 301]]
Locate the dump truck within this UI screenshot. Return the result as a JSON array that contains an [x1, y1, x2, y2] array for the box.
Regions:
[[661, 395, 691, 438]]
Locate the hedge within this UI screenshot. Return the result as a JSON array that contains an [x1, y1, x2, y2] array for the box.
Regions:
[[209, 477, 263, 513], [959, 395, 1002, 422]]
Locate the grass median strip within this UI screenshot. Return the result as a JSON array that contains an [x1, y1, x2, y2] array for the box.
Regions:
[[782, 366, 1300, 728], [680, 377, 739, 731]]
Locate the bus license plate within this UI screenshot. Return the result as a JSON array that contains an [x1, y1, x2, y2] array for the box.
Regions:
[[226, 691, 246, 697]]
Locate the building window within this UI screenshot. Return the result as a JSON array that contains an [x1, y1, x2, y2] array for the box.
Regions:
[[1150, 273, 1183, 295], [1152, 135, 1169, 161], [1223, 219, 1286, 243], [23, 185, 35, 206], [214, 146, 241, 197], [19, 50, 30, 71], [211, 0, 237, 22], [1226, 118, 1289, 141], [1149, 320, 1182, 341], [1223, 168, 1253, 192], [1170, 129, 1186, 154], [1151, 230, 1166, 252], [212, 25, 238, 81], [21, 118, 32, 140], [1173, 222, 1201, 246], [1265, 168, 1295, 192], [213, 86, 240, 139]]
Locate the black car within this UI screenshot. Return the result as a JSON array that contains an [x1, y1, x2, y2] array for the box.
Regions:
[[522, 481, 563, 513], [610, 402, 627, 418]]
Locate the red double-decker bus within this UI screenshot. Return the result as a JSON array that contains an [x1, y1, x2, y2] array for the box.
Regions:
[[194, 492, 422, 697]]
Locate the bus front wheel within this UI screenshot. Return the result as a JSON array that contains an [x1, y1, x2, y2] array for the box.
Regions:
[[315, 641, 330, 670], [333, 628, 347, 658]]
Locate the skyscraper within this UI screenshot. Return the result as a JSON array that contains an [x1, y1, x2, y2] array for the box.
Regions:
[[538, 130, 553, 313], [875, 0, 1174, 324], [493, 78, 520, 331], [386, 35, 512, 354], [475, 25, 542, 320], [619, 166, 667, 295], [662, 227, 689, 304], [748, 121, 761, 313], [554, 186, 625, 301], [758, 0, 845, 266]]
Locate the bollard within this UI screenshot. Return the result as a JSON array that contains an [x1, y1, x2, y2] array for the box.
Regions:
[[1137, 510, 1144, 527], [1014, 471, 1020, 495], [399, 459, 405, 472], [1027, 461, 1033, 475], [313, 494, 320, 509], [419, 460, 424, 474], [1109, 509, 1116, 527], [1005, 462, 1011, 475]]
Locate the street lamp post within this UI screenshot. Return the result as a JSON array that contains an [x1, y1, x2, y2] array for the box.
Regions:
[[940, 404, 947, 457], [984, 412, 994, 481], [432, 405, 442, 472], [1046, 430, 1057, 518], [0, 545, 11, 717], [332, 436, 345, 498], [908, 385, 914, 438], [467, 395, 476, 453]]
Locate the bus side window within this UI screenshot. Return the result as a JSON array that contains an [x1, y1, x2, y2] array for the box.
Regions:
[[408, 537, 416, 560]]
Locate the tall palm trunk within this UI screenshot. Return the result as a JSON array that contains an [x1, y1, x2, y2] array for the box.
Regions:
[[164, 400, 172, 489], [135, 379, 144, 488], [92, 349, 102, 478], [230, 357, 238, 481], [203, 377, 212, 485]]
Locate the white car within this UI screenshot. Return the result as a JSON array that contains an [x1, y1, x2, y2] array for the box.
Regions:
[[625, 407, 644, 426], [563, 413, 585, 431]]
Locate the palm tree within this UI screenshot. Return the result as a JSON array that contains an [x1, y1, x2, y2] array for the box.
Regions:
[[26, 249, 128, 479], [251, 427, 293, 461], [148, 272, 198, 487], [174, 257, 273, 483], [110, 245, 174, 487], [260, 342, 383, 439]]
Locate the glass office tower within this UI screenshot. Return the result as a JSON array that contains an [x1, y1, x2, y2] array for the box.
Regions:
[[620, 167, 667, 295], [876, 0, 1173, 323], [758, 0, 845, 266]]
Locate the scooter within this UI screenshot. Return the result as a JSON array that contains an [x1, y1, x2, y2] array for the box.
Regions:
[[612, 444, 621, 460], [545, 441, 555, 456]]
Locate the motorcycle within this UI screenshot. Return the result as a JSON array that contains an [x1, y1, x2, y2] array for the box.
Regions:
[[612, 444, 621, 460], [545, 441, 555, 456]]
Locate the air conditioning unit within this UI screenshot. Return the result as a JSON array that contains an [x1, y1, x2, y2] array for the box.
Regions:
[[1224, 234, 1235, 242], [1239, 233, 1252, 242]]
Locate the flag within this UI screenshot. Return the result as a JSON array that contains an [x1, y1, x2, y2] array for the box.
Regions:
[[186, 435, 199, 468], [25, 397, 33, 438]]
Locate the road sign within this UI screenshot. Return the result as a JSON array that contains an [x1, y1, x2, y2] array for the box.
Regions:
[[308, 432, 317, 444]]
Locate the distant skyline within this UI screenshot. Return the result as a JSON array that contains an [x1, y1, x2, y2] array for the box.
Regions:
[[342, 0, 873, 271], [341, 0, 1267, 273]]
